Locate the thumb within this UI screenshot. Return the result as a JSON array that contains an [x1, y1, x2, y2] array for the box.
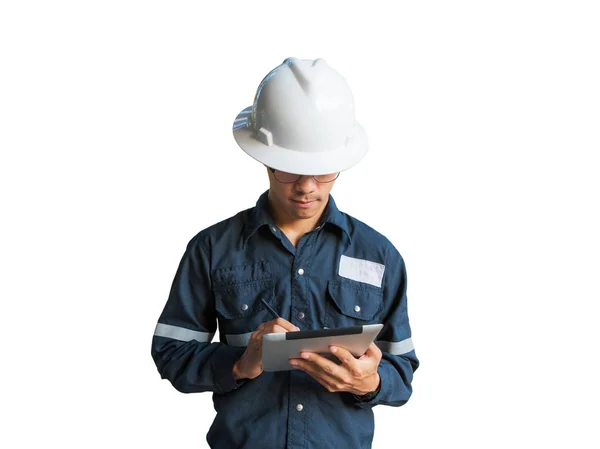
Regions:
[[364, 342, 382, 359]]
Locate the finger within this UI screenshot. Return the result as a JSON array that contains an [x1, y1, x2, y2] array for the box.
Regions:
[[311, 375, 334, 391], [298, 351, 345, 378], [290, 360, 336, 389], [270, 317, 300, 332], [256, 324, 289, 343], [271, 324, 288, 333], [329, 346, 358, 371], [289, 354, 320, 373], [365, 342, 382, 359], [359, 342, 382, 362], [303, 369, 338, 392], [289, 357, 333, 378], [290, 358, 347, 393]]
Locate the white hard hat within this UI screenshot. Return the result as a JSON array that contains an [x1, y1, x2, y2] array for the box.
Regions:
[[232, 57, 368, 175]]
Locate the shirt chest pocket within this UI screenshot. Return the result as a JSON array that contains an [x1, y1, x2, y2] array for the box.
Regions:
[[212, 262, 275, 342], [325, 279, 384, 328]]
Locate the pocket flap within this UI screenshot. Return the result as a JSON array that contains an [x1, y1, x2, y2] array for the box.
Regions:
[[327, 279, 383, 321], [214, 279, 273, 319]]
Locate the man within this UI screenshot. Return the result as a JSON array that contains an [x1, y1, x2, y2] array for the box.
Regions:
[[152, 57, 419, 449]]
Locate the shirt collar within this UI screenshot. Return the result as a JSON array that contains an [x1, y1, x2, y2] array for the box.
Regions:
[[242, 190, 352, 245]]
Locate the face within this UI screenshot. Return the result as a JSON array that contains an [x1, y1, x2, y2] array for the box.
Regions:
[[267, 168, 337, 221]]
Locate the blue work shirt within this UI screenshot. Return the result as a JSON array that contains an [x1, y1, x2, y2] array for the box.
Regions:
[[152, 190, 419, 449]]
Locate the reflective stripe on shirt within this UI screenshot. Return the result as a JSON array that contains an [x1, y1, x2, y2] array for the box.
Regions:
[[154, 323, 214, 343]]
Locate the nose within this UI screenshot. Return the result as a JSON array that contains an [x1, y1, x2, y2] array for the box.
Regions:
[[294, 175, 317, 193]]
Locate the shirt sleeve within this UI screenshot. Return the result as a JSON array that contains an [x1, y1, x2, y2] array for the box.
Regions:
[[352, 245, 419, 409], [151, 236, 247, 395]]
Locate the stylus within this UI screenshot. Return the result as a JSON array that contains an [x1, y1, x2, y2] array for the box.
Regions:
[[260, 297, 280, 319]]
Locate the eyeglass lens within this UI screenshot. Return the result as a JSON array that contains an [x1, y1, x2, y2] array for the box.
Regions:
[[274, 170, 339, 183]]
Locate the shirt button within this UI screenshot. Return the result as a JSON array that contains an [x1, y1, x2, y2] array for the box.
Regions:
[[354, 305, 361, 312], [297, 268, 304, 275], [296, 404, 304, 411], [241, 304, 248, 311], [297, 312, 305, 320], [271, 226, 277, 233]]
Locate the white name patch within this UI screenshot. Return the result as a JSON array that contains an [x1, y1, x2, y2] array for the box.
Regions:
[[339, 255, 385, 288]]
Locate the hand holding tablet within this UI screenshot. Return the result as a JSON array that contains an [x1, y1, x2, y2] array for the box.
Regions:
[[261, 324, 383, 372]]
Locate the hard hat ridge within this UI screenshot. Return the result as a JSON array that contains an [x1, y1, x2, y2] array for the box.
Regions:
[[283, 57, 327, 96]]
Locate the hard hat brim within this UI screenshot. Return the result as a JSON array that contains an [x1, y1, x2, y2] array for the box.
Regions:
[[232, 106, 368, 176]]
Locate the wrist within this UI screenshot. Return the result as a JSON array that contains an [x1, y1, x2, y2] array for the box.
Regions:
[[370, 373, 381, 393], [232, 359, 260, 380], [232, 361, 243, 380], [363, 373, 380, 394], [355, 373, 381, 399]]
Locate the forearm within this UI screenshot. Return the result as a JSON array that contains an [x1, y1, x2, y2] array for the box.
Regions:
[[152, 337, 247, 395]]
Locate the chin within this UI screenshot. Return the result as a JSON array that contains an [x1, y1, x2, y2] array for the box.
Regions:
[[290, 209, 315, 219]]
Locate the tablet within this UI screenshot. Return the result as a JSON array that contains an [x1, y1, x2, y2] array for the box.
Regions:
[[261, 324, 383, 372]]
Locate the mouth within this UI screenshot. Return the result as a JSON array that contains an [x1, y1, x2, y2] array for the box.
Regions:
[[291, 198, 317, 208]]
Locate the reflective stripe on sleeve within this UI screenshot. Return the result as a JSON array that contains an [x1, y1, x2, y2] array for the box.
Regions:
[[376, 338, 414, 355], [226, 332, 253, 347], [154, 323, 214, 343]]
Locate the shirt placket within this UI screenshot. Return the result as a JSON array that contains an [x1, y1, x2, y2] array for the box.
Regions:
[[286, 231, 316, 449]]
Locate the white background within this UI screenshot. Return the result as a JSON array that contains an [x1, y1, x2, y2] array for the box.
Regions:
[[1, 1, 599, 448]]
